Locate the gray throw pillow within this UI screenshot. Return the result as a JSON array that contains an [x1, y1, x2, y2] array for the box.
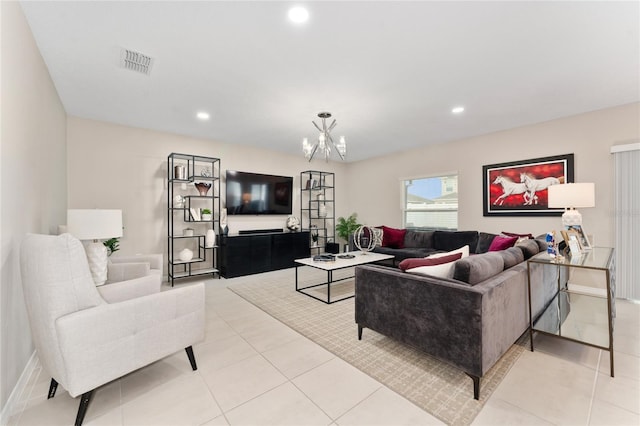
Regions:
[[453, 252, 504, 285], [498, 246, 525, 269]]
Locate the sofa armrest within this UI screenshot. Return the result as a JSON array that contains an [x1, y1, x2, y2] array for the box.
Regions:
[[55, 283, 205, 397], [355, 264, 485, 376]]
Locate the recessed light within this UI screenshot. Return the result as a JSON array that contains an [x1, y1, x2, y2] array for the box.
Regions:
[[452, 106, 465, 114], [196, 111, 210, 121], [288, 6, 309, 23]]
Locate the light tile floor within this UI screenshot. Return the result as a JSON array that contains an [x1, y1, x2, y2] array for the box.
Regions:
[[8, 274, 640, 426]]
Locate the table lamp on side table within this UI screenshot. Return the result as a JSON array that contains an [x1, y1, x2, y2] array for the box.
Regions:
[[548, 182, 595, 249], [67, 209, 123, 285]]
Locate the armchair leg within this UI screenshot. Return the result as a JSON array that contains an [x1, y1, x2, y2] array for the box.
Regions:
[[185, 346, 197, 370], [465, 373, 481, 400], [48, 379, 58, 399], [74, 390, 93, 426]]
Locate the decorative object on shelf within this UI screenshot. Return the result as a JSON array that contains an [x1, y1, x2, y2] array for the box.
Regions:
[[174, 164, 186, 180], [317, 193, 324, 202], [302, 112, 347, 162], [201, 167, 211, 177], [319, 203, 328, 218], [179, 248, 194, 261], [189, 208, 201, 221], [194, 181, 212, 196], [353, 225, 376, 254], [220, 208, 228, 235], [548, 182, 595, 227], [173, 195, 185, 208], [201, 208, 212, 221], [286, 215, 300, 231], [205, 229, 216, 248], [183, 227, 194, 237], [103, 237, 120, 256], [67, 209, 123, 285], [310, 225, 319, 247]]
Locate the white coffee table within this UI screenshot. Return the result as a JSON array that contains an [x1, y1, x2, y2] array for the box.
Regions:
[[294, 251, 395, 304]]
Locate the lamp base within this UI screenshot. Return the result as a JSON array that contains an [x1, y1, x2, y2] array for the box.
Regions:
[[84, 240, 108, 285], [561, 208, 582, 227]]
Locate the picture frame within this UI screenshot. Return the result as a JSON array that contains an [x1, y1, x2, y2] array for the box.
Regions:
[[565, 224, 592, 250], [483, 153, 574, 216]]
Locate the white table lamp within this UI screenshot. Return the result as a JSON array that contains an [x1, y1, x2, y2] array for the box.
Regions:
[[547, 183, 595, 227], [67, 209, 123, 285]]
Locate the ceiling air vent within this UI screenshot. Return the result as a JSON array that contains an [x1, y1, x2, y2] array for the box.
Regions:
[[120, 48, 154, 76]]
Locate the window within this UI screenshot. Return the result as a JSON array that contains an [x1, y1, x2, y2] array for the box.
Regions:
[[402, 174, 458, 230]]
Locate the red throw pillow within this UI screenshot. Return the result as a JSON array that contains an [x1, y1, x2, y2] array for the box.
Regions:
[[488, 235, 518, 251], [501, 231, 533, 239], [399, 252, 463, 271], [381, 226, 407, 249]]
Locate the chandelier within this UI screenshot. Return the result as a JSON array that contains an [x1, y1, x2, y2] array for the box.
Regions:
[[302, 112, 347, 162]]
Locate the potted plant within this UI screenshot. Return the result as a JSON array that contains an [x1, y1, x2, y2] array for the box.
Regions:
[[201, 208, 212, 221], [103, 237, 120, 256], [310, 226, 319, 247], [336, 213, 361, 249]]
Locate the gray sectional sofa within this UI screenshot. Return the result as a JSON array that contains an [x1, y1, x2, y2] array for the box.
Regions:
[[354, 235, 563, 400]]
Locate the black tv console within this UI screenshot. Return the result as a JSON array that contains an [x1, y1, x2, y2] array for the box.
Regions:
[[220, 231, 310, 278]]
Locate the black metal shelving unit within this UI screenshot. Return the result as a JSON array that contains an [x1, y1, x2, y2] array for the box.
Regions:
[[167, 153, 221, 285], [300, 170, 335, 254]]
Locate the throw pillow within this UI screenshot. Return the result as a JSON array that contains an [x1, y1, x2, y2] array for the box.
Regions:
[[453, 252, 505, 285], [427, 244, 470, 260], [501, 231, 534, 239], [406, 256, 461, 279], [372, 227, 384, 247], [476, 232, 498, 253], [381, 226, 406, 249], [398, 252, 463, 272], [488, 235, 518, 251]]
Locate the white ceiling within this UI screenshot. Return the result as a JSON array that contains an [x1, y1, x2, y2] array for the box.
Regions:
[[20, 1, 640, 162]]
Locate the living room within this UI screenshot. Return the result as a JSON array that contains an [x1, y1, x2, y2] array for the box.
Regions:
[[2, 1, 639, 425]]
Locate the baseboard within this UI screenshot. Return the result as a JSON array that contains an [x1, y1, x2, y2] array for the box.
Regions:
[[0, 351, 38, 426]]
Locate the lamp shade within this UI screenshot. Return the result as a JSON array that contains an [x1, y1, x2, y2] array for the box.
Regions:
[[547, 183, 595, 209], [67, 209, 123, 240]]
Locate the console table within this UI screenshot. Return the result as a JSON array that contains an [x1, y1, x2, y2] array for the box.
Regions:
[[527, 247, 616, 376], [219, 231, 310, 278]]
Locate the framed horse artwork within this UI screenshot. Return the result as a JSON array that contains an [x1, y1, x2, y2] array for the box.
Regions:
[[483, 153, 574, 216]]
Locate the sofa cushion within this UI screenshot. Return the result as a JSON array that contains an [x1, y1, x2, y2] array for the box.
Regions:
[[453, 252, 505, 285], [398, 252, 463, 271], [516, 238, 542, 259], [427, 244, 470, 260], [433, 231, 479, 252], [476, 232, 498, 253], [381, 226, 406, 249], [498, 246, 525, 270], [488, 235, 518, 251], [403, 230, 435, 249], [372, 246, 435, 261], [405, 256, 461, 279]]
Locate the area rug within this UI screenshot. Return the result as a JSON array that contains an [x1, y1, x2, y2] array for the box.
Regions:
[[228, 268, 526, 425]]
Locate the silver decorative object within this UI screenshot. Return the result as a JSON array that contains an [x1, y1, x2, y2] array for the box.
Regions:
[[302, 112, 347, 162], [353, 225, 376, 254]]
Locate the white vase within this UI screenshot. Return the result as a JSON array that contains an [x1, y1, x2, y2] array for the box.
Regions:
[[319, 204, 327, 218], [205, 229, 216, 248]]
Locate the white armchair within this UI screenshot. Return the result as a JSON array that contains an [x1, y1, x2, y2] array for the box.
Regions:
[[20, 234, 205, 426]]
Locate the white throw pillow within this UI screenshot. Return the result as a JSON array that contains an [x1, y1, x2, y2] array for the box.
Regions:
[[427, 244, 470, 260], [406, 259, 458, 279]]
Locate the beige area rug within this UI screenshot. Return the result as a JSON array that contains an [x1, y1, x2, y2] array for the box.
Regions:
[[228, 267, 526, 426]]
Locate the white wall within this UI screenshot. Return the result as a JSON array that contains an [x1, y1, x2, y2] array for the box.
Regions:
[[66, 117, 349, 260], [0, 1, 67, 414], [345, 103, 640, 247]]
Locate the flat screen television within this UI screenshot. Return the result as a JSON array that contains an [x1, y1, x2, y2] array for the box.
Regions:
[[226, 170, 293, 215]]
